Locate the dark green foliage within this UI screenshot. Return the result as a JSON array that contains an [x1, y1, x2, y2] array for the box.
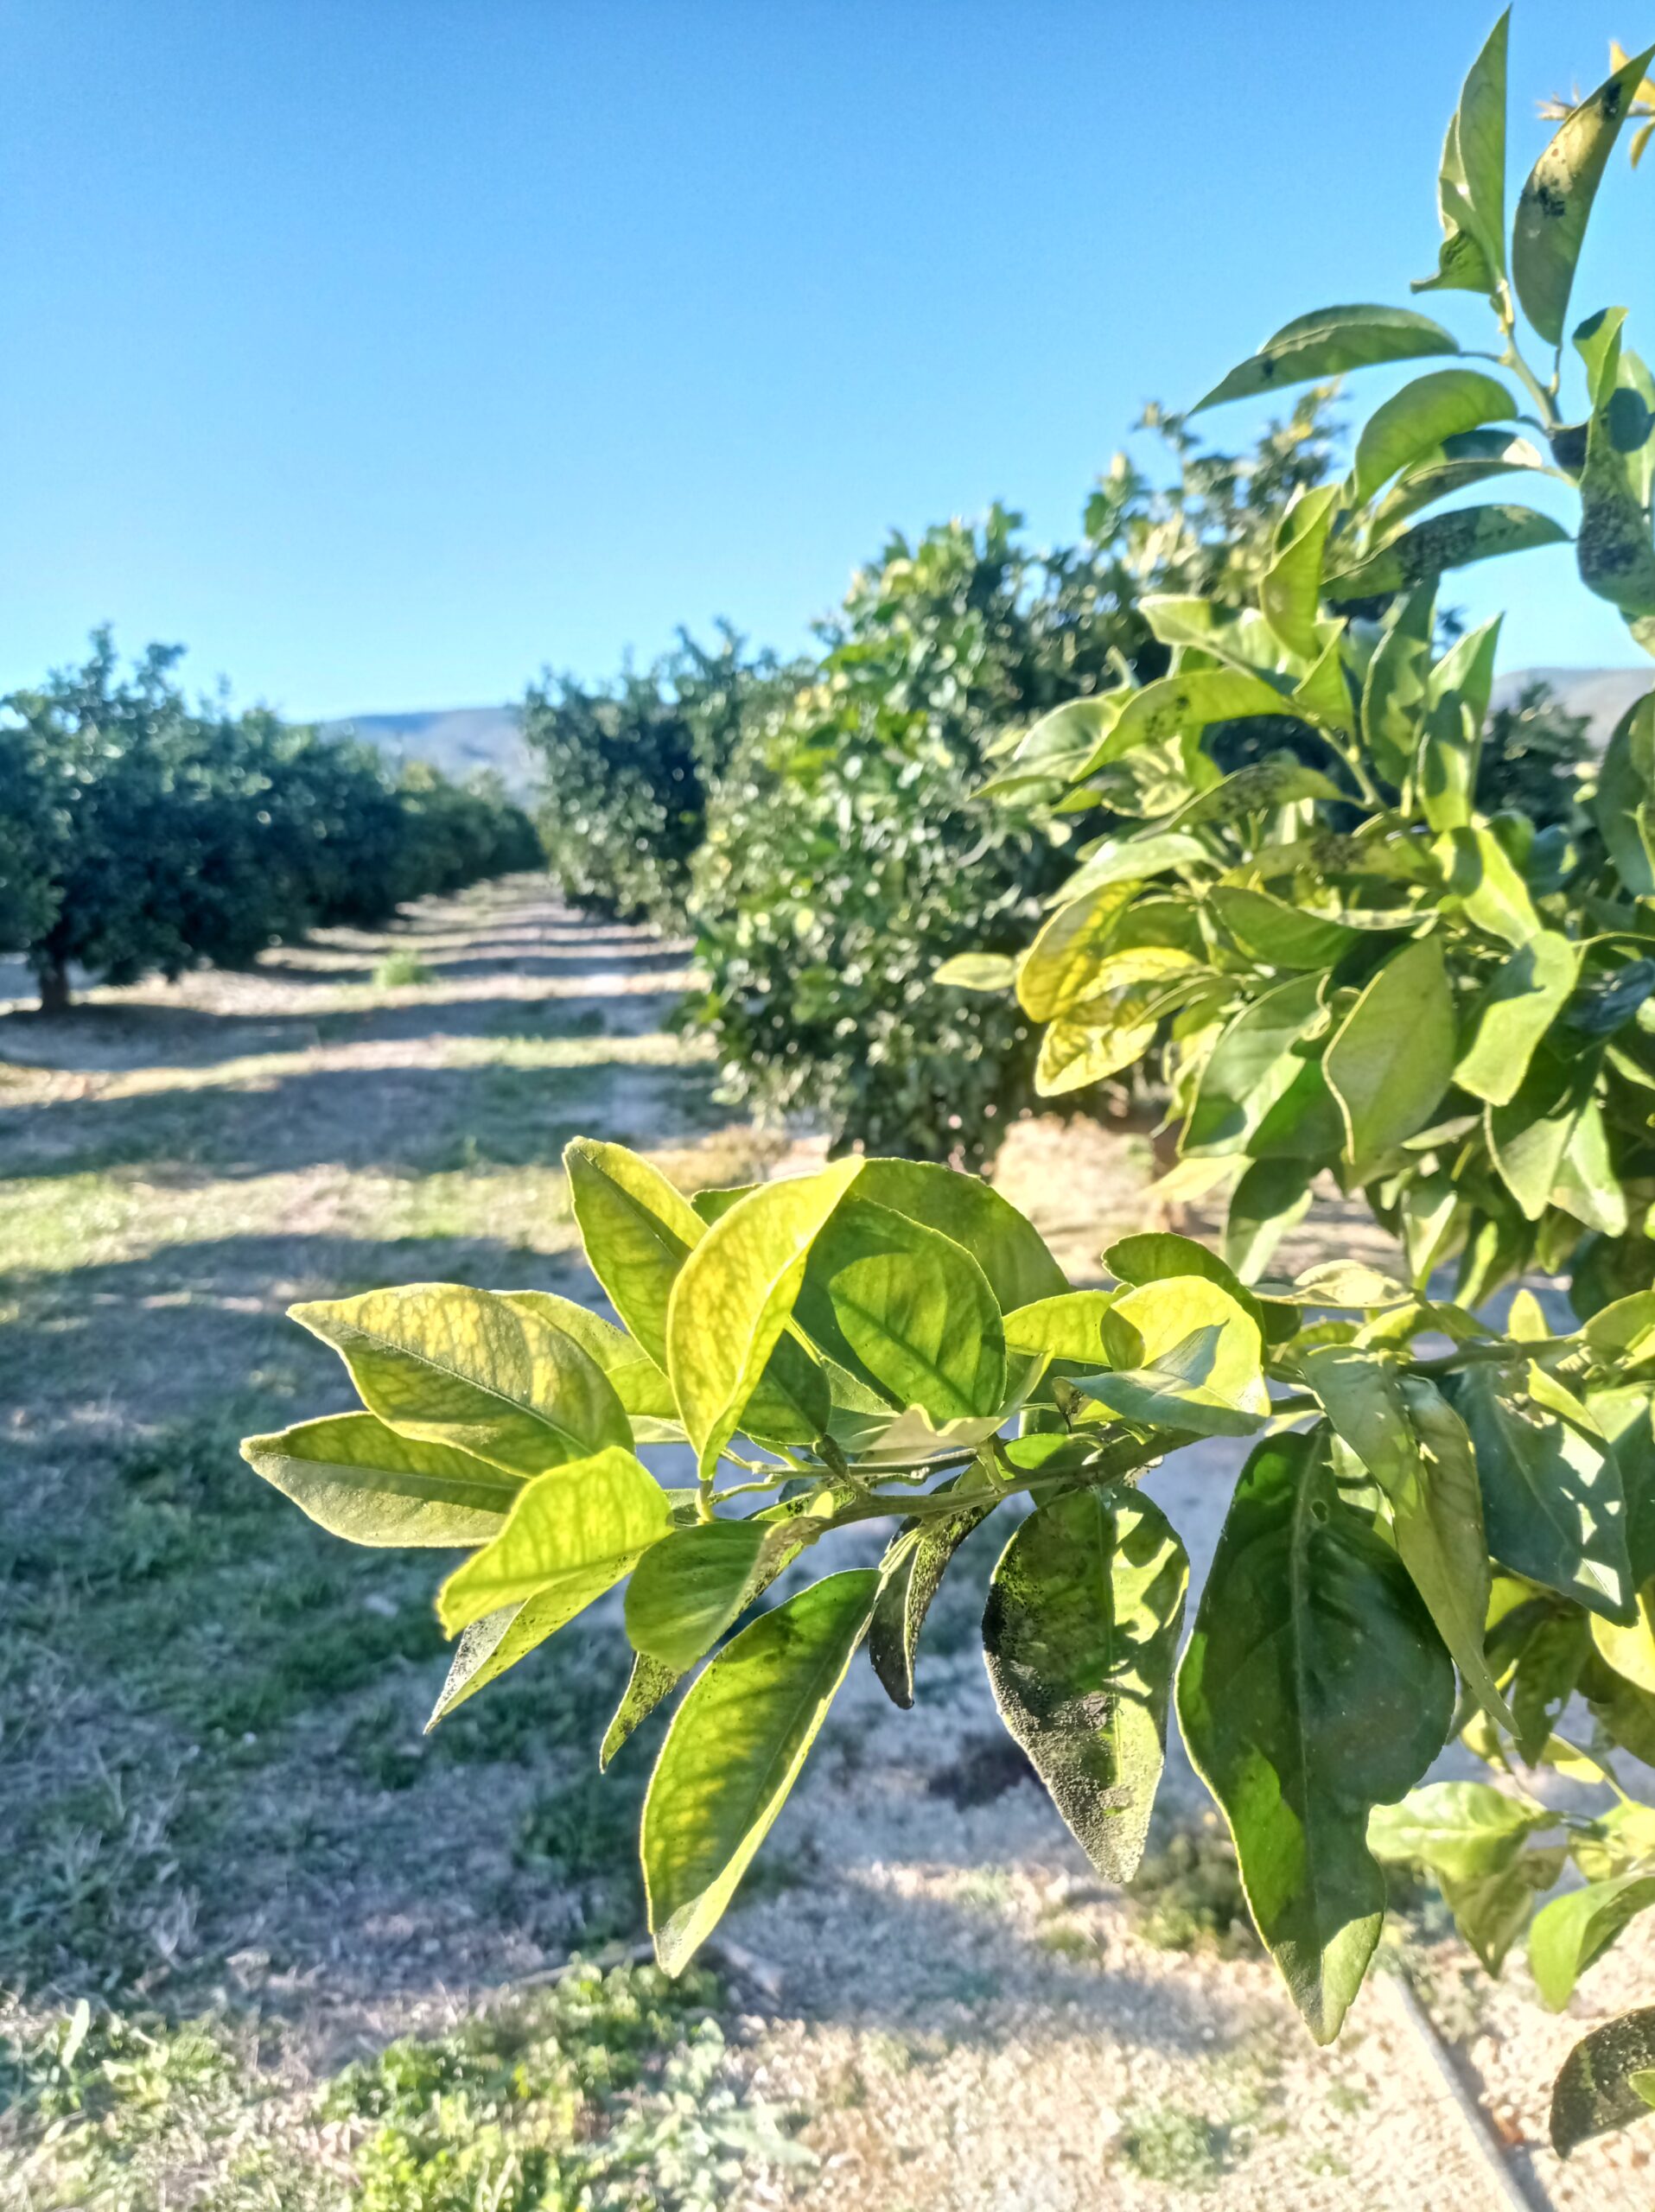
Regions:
[[525, 627, 797, 930], [1479, 678, 1595, 826], [0, 721, 61, 954], [684, 401, 1335, 1166], [1, 630, 540, 1007]]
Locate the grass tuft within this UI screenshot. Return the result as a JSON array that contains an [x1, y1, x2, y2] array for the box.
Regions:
[[372, 950, 435, 988]]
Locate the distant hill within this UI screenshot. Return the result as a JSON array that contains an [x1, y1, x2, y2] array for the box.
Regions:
[[1493, 666, 1650, 746], [320, 669, 1650, 797], [320, 706, 532, 795]]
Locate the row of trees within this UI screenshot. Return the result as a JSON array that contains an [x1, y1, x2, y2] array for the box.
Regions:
[[232, 17, 1655, 2161], [524, 406, 1593, 1169], [0, 630, 541, 1010]]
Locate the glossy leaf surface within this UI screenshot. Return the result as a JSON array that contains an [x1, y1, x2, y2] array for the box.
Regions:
[[643, 1568, 877, 1974], [1177, 1428, 1454, 2041], [291, 1284, 632, 1478], [436, 1445, 672, 1635], [242, 1412, 521, 1547]]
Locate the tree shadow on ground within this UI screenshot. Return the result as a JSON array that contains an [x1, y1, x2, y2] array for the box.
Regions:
[[2, 1228, 600, 1459], [247, 941, 688, 987], [0, 1053, 718, 1179], [0, 989, 690, 1071]]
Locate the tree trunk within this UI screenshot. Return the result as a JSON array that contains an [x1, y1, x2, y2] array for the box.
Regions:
[[36, 956, 71, 1014]]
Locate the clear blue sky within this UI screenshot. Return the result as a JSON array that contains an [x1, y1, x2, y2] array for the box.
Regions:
[[3, 2, 1650, 720]]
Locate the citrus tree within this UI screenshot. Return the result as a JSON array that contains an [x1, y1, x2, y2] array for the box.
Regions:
[[963, 15, 1655, 1325], [2, 632, 540, 1007], [686, 407, 1340, 1168], [246, 1134, 1655, 2152], [525, 629, 795, 932]]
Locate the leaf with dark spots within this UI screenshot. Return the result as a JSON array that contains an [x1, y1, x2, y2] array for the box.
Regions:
[[869, 1477, 995, 1710], [984, 1489, 1187, 1883], [1514, 45, 1655, 343]]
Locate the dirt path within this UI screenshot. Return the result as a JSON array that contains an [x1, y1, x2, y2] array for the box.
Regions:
[[3, 878, 1651, 2210]]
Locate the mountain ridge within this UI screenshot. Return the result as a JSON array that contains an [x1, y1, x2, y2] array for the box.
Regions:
[[323, 666, 1654, 795]]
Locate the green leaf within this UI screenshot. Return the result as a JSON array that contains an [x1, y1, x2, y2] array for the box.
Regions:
[[1455, 1362, 1633, 1621], [1591, 1581, 1655, 1697], [563, 1139, 708, 1369], [1451, 929, 1575, 1106], [1225, 1159, 1315, 1283], [667, 1164, 860, 1480], [1373, 442, 1549, 533], [1531, 1874, 1655, 2011], [1587, 1294, 1655, 1369], [850, 1157, 1067, 1313], [1034, 980, 1178, 1096], [601, 1652, 684, 1770], [290, 1284, 632, 1478], [1353, 372, 1518, 505], [1595, 693, 1655, 896], [1104, 1230, 1270, 1338], [987, 695, 1124, 791], [1017, 880, 1137, 1020], [1325, 505, 1569, 602], [1513, 47, 1655, 345], [1193, 305, 1460, 414], [1167, 757, 1345, 833], [1079, 1275, 1269, 1435], [1003, 1289, 1118, 1363], [1551, 2008, 1655, 2153], [1185, 972, 1325, 1155], [1177, 1427, 1455, 2041], [1260, 485, 1341, 657], [502, 1290, 675, 1419], [1578, 325, 1655, 625], [1419, 619, 1503, 835], [983, 1490, 1188, 1882], [1360, 583, 1437, 790], [1412, 12, 1509, 294], [1324, 936, 1455, 1174], [436, 1445, 671, 1636], [1486, 1049, 1595, 1220], [602, 1495, 829, 1766], [796, 1196, 1006, 1422], [869, 1478, 995, 1709], [1054, 831, 1209, 909], [427, 1592, 576, 1726], [1094, 671, 1295, 765], [933, 951, 1016, 992], [1302, 1353, 1512, 1726], [625, 1519, 768, 1674], [1455, 931, 1577, 1109], [1368, 1777, 1560, 1973], [1368, 1780, 1546, 1885], [1292, 633, 1357, 734], [1208, 887, 1359, 971], [1554, 1096, 1630, 1237], [1435, 824, 1540, 944], [643, 1567, 877, 1974], [691, 1185, 757, 1226], [1577, 306, 1632, 405], [241, 1412, 522, 1548]]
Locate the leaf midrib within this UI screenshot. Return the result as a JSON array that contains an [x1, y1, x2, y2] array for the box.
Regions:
[[336, 1308, 597, 1454]]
